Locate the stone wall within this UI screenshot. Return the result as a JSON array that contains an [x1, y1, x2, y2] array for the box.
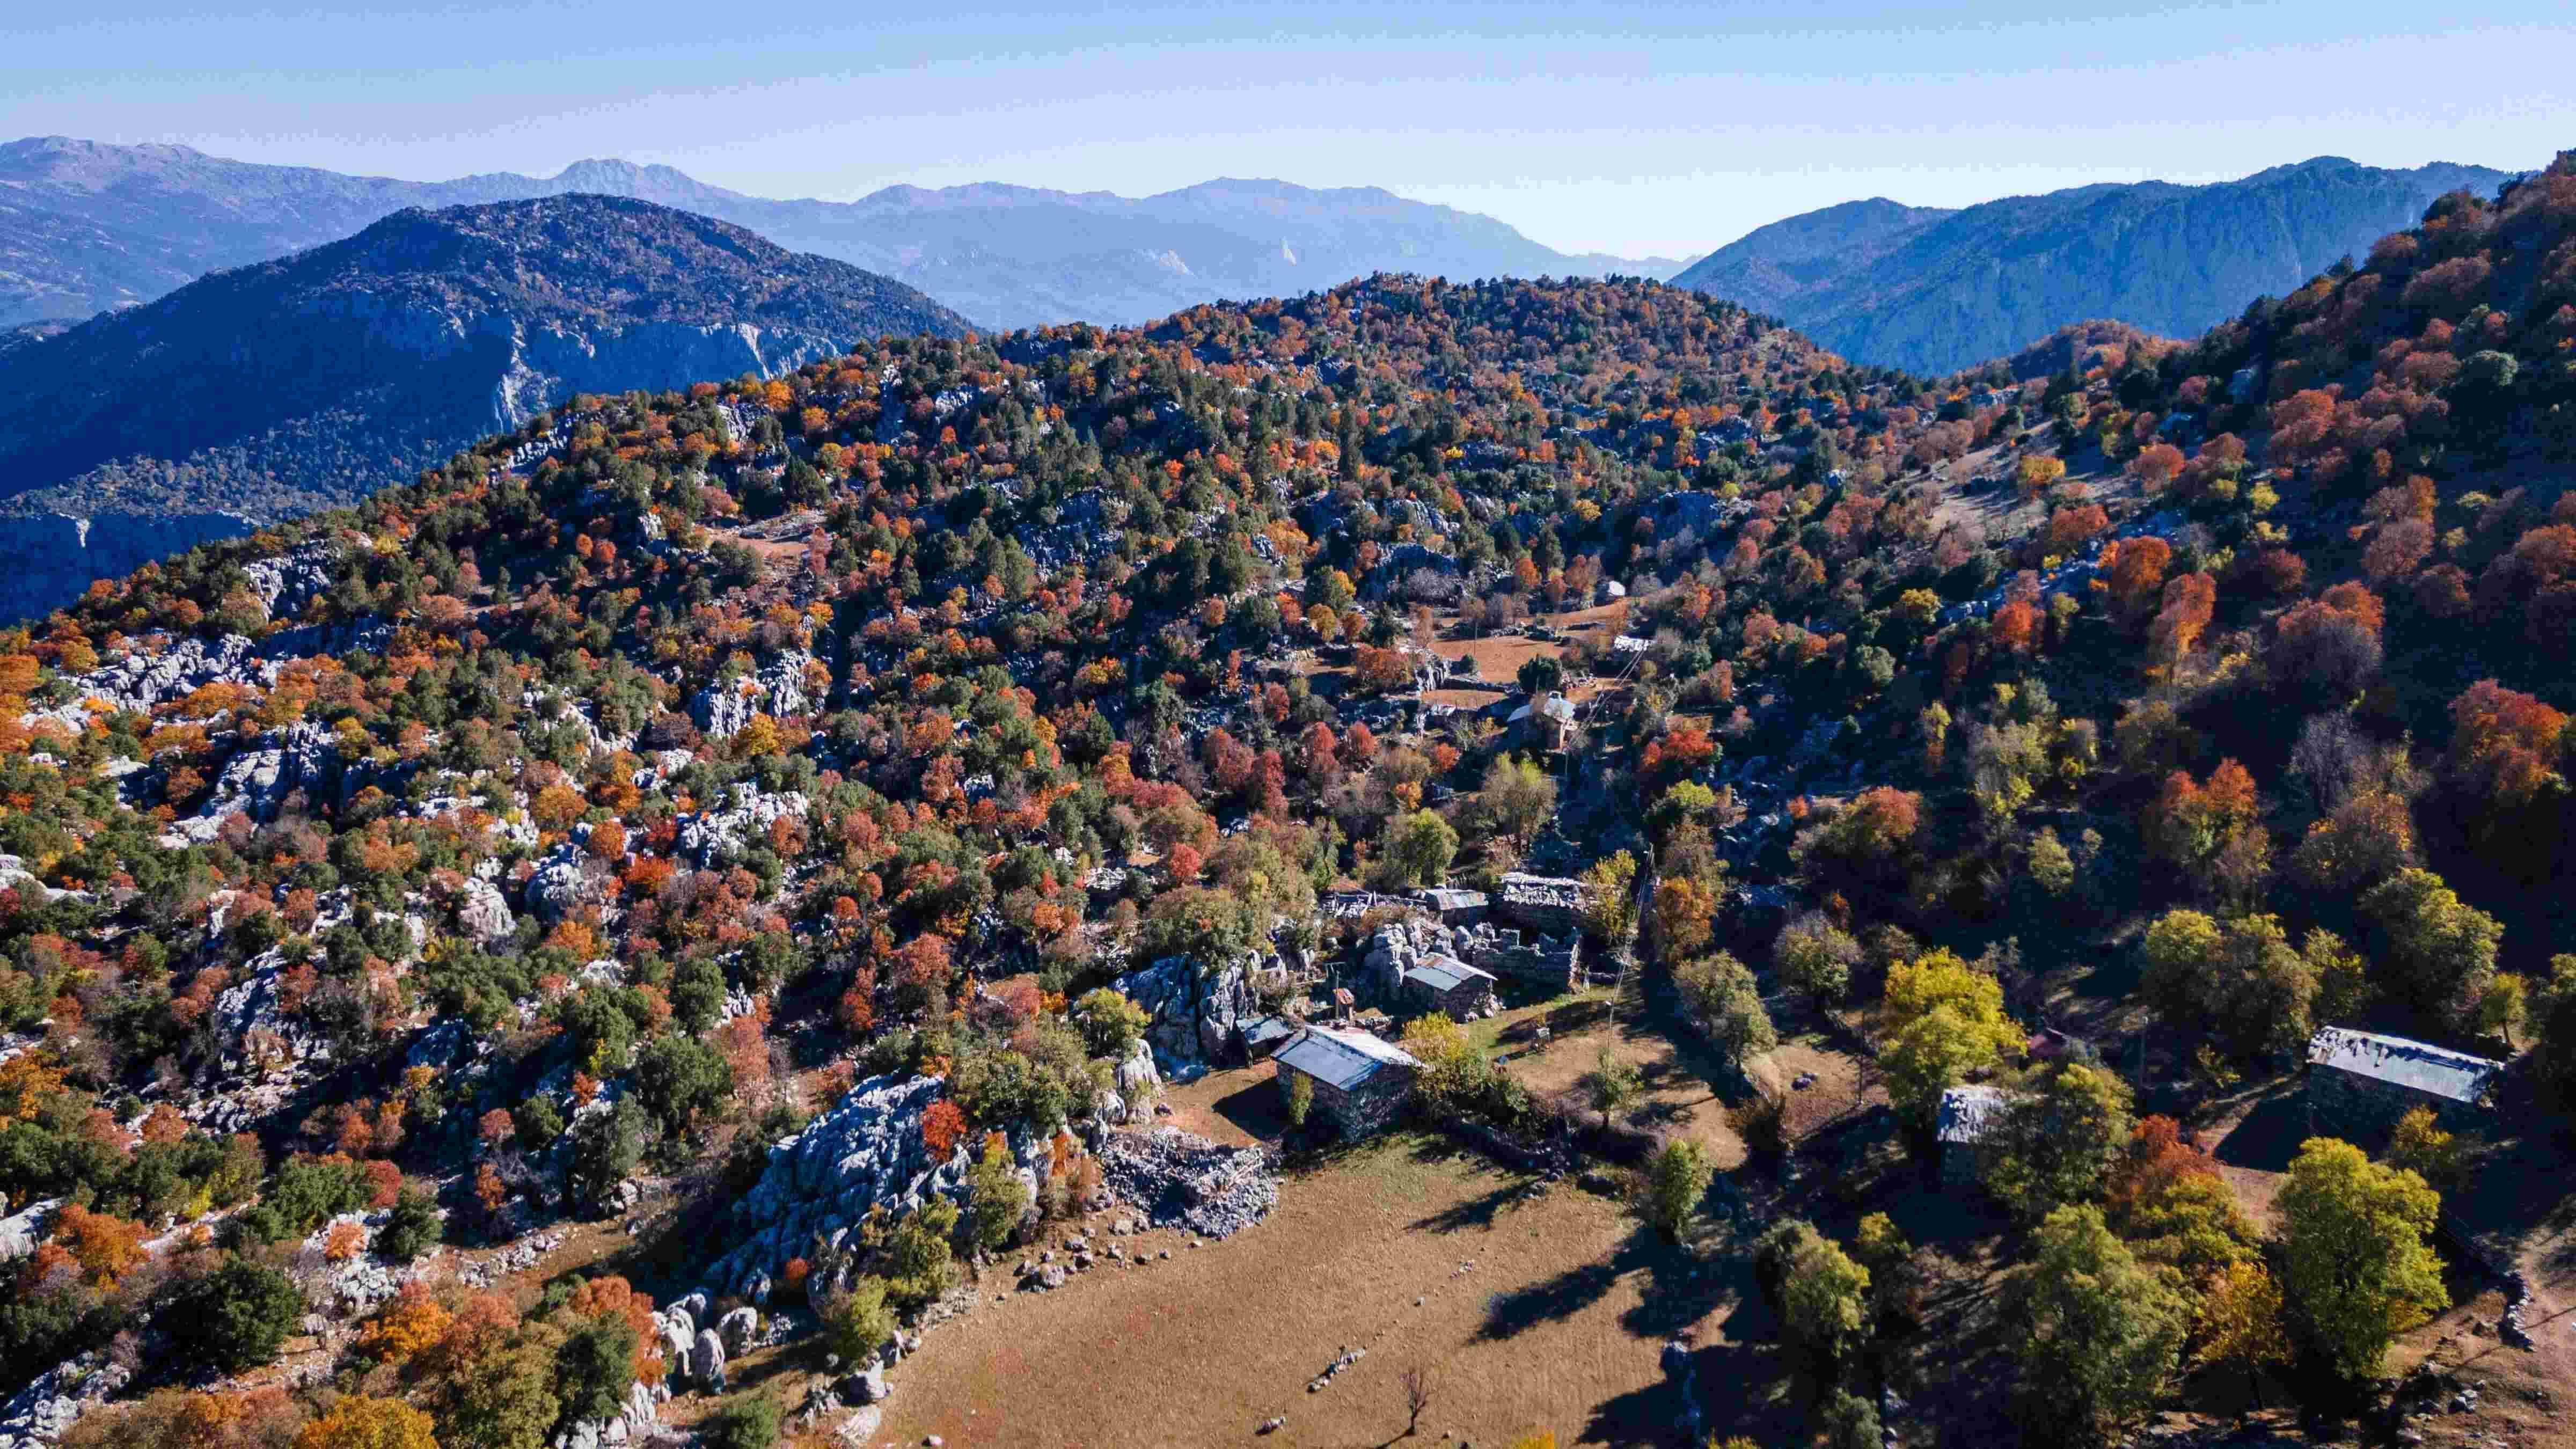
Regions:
[[2304, 1065, 2483, 1145], [1462, 928, 1581, 992], [1497, 874, 1593, 936], [1283, 1063, 1414, 1138]]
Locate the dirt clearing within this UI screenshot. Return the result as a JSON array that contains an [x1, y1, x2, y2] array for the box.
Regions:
[[868, 1131, 1724, 1447]]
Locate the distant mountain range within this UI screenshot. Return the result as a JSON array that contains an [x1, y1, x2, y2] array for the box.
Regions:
[[0, 193, 966, 620], [1672, 156, 2511, 374], [0, 136, 1695, 332]]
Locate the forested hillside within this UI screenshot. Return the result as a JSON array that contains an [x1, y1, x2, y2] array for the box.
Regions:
[[1675, 156, 2509, 373], [0, 154, 2572, 1449]]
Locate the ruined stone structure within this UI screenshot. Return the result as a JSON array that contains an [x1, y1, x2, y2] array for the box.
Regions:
[[1497, 872, 1594, 935], [1363, 917, 1580, 998]]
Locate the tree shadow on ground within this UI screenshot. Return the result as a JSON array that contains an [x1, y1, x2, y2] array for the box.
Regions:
[[1206, 1079, 1289, 1140], [1475, 1232, 1656, 1342], [1474, 1217, 1723, 1346], [1410, 1170, 1545, 1235], [2211, 1086, 2315, 1174]]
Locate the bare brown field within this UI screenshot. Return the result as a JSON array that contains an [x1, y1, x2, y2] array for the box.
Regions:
[[1426, 598, 1631, 686], [866, 1131, 1736, 1448]]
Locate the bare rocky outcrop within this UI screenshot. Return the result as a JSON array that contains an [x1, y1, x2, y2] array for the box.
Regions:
[[677, 784, 811, 868], [0, 1351, 130, 1449], [55, 632, 275, 715], [1111, 955, 1257, 1069], [705, 1071, 1085, 1299], [703, 1074, 952, 1298], [690, 651, 819, 739]]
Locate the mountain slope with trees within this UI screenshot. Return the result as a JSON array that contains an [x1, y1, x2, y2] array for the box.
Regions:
[[0, 193, 968, 619], [1675, 156, 2510, 374], [1, 153, 2574, 1449]]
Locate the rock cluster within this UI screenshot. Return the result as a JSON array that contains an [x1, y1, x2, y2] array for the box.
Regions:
[[677, 785, 813, 868], [0, 1351, 131, 1449], [159, 721, 344, 846], [53, 632, 275, 718], [703, 1074, 955, 1297], [690, 652, 818, 740], [1097, 1128, 1276, 1239], [1110, 956, 1257, 1069]]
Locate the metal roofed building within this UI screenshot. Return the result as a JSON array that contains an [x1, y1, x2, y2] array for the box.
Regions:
[[1399, 953, 1499, 1022], [1410, 886, 1490, 925], [1508, 691, 1577, 749], [1936, 1084, 2017, 1189], [1237, 1014, 1296, 1061], [1274, 1025, 1422, 1137], [2306, 1027, 2502, 1139]]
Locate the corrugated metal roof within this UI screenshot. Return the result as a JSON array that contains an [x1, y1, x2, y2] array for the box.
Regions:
[[1275, 1026, 1422, 1093], [1401, 954, 1496, 994], [2308, 1027, 2502, 1105], [1936, 1085, 2014, 1145], [1510, 693, 1576, 725], [1239, 1014, 1293, 1046]]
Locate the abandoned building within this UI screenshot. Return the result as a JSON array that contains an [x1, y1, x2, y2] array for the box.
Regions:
[[1365, 916, 1584, 997], [1400, 953, 1500, 1021], [2304, 1027, 2502, 1140], [1936, 1084, 2016, 1189], [1410, 885, 1490, 925], [1497, 872, 1594, 935], [1272, 1025, 1422, 1137]]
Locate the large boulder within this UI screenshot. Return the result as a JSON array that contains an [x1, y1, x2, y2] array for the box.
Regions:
[[0, 1198, 57, 1262], [840, 1366, 888, 1406], [692, 1329, 728, 1394], [524, 844, 608, 924], [1114, 1038, 1160, 1113], [459, 878, 516, 943], [716, 1306, 760, 1355]]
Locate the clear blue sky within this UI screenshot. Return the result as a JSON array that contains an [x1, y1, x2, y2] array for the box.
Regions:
[[2, 1, 2566, 257]]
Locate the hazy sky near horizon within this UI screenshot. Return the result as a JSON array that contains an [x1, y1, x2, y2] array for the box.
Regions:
[[3, 1, 2567, 257]]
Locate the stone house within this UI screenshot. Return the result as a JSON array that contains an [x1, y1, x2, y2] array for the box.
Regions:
[[1936, 1085, 2016, 1189], [1497, 872, 1593, 935], [1509, 692, 1576, 750], [1273, 1026, 1422, 1138], [1400, 954, 1499, 1021], [1410, 886, 1489, 926], [2304, 1028, 2502, 1141]]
